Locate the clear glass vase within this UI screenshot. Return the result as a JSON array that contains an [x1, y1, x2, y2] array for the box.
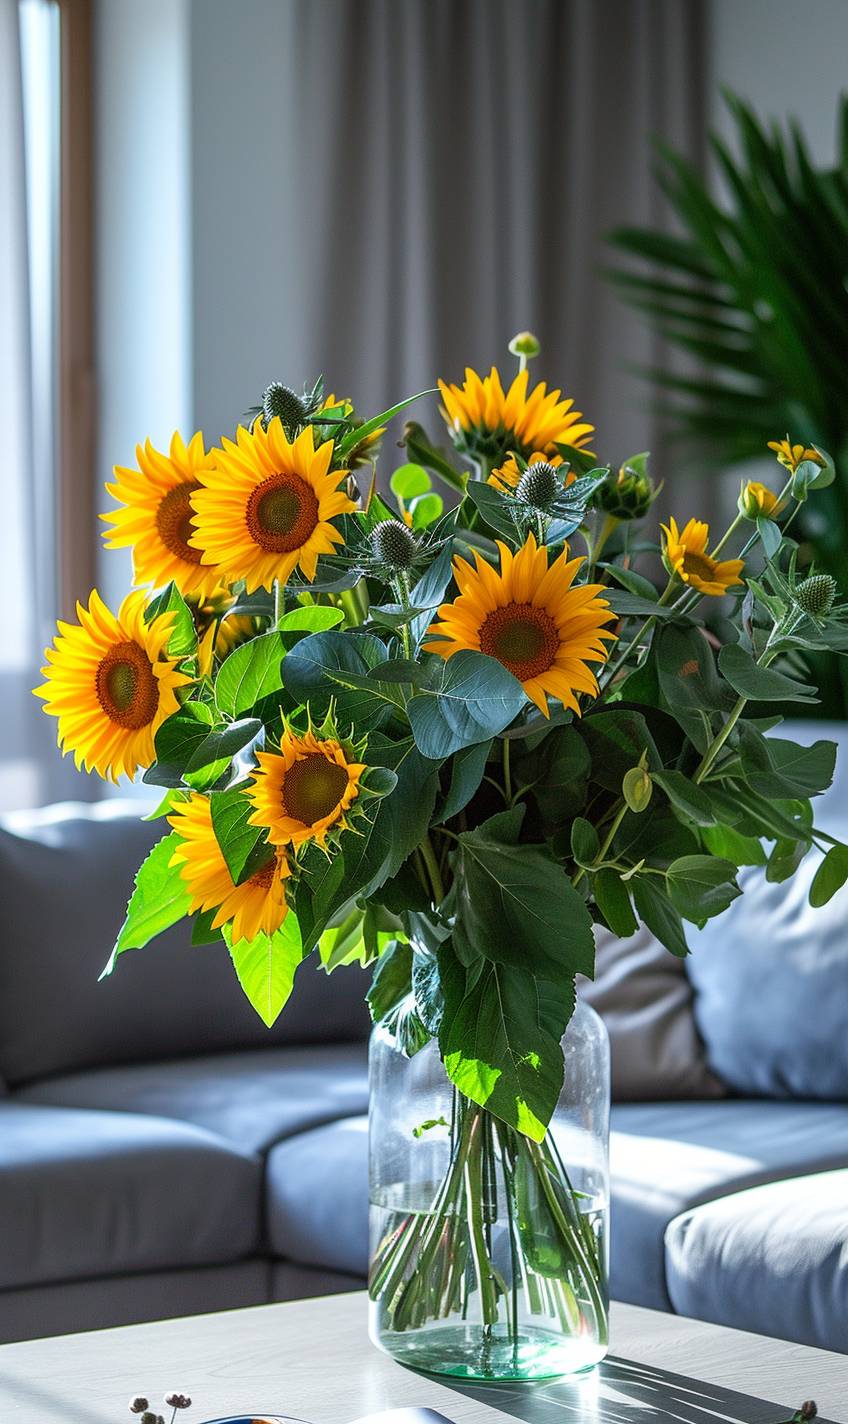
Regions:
[[368, 999, 610, 1380]]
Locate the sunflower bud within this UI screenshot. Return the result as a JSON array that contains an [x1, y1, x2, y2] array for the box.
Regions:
[[263, 382, 307, 435], [516, 461, 561, 510], [508, 330, 541, 360], [596, 460, 655, 520], [370, 519, 418, 570], [794, 574, 837, 618], [738, 480, 784, 520]]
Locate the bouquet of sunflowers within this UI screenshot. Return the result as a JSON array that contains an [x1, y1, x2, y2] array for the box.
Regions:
[[37, 336, 848, 1144]]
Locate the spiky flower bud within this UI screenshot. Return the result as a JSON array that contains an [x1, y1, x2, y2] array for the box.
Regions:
[[595, 462, 655, 520], [139, 1413, 159, 1424], [263, 382, 307, 434], [795, 574, 837, 618], [516, 460, 561, 510], [508, 330, 541, 360], [129, 1400, 149, 1415], [370, 519, 418, 570], [798, 1403, 817, 1421], [164, 1394, 192, 1410]]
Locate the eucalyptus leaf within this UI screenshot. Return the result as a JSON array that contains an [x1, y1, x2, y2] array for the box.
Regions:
[[666, 854, 741, 924], [407, 650, 526, 759]]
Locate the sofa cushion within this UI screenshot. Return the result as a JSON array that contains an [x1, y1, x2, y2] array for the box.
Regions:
[[0, 800, 369, 1085], [263, 1102, 848, 1308], [687, 718, 848, 1101], [18, 1043, 369, 1156], [0, 1101, 260, 1291], [580, 926, 724, 1101], [610, 1099, 848, 1310], [266, 1116, 369, 1274], [665, 1169, 848, 1352]]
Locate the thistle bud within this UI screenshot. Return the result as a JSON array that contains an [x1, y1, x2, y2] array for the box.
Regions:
[[370, 519, 418, 570], [508, 330, 541, 360], [262, 382, 307, 434], [129, 1400, 149, 1415], [798, 1403, 817, 1421], [516, 460, 561, 510], [164, 1394, 192, 1410], [738, 480, 784, 520], [596, 460, 655, 520], [139, 1413, 159, 1424], [795, 574, 837, 618]]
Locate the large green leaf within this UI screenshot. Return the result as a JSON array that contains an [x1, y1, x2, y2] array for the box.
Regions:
[[101, 832, 191, 976], [451, 807, 595, 979], [144, 703, 216, 788], [183, 718, 263, 791], [593, 867, 638, 938], [717, 644, 817, 703], [210, 784, 272, 885], [432, 738, 492, 824], [223, 917, 305, 1027], [737, 727, 836, 800], [810, 844, 848, 908], [666, 854, 741, 926], [631, 876, 689, 957], [407, 650, 526, 759], [282, 630, 392, 731], [144, 582, 197, 658], [215, 633, 287, 718], [439, 942, 575, 1140]]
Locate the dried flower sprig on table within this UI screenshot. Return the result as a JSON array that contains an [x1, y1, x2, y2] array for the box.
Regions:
[[128, 1392, 192, 1424]]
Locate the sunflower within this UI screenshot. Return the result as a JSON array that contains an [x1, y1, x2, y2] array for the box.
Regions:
[[168, 793, 291, 942], [661, 518, 745, 596], [738, 480, 785, 520], [438, 366, 594, 464], [320, 393, 385, 469], [101, 432, 221, 599], [767, 437, 823, 473], [247, 727, 366, 850], [190, 419, 357, 592], [488, 450, 573, 494], [35, 590, 190, 782], [424, 533, 617, 717]]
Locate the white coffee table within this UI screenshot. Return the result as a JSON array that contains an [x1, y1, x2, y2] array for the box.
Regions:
[[0, 1292, 844, 1423]]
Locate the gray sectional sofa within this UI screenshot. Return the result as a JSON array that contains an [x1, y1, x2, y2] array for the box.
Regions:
[[0, 720, 846, 1351]]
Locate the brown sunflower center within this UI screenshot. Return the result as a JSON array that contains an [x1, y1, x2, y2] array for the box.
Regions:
[[282, 753, 349, 826], [479, 602, 559, 682], [95, 641, 159, 729], [246, 472, 319, 553], [248, 857, 278, 891], [681, 550, 717, 583], [155, 482, 203, 564]]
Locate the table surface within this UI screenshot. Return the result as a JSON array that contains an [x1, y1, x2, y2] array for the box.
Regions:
[[0, 1292, 844, 1424]]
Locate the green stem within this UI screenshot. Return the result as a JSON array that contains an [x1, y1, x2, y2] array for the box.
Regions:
[[274, 579, 285, 628], [601, 578, 677, 688], [463, 1110, 500, 1327], [419, 833, 445, 904], [395, 570, 414, 660], [501, 738, 512, 802], [572, 800, 629, 888]]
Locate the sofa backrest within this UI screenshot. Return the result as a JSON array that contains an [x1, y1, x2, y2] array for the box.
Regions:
[[687, 720, 848, 1101], [0, 800, 369, 1087]]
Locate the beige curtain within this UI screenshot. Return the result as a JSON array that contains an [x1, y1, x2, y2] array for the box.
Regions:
[[192, 0, 706, 468]]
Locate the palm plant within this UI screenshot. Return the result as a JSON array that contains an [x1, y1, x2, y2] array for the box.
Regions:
[[608, 90, 848, 713]]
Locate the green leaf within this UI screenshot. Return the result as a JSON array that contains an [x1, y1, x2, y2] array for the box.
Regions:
[[809, 843, 848, 907], [666, 854, 741, 925], [439, 942, 574, 1140], [718, 644, 817, 703], [410, 492, 444, 528], [737, 727, 836, 799], [144, 702, 216, 788], [579, 708, 661, 791], [656, 623, 732, 715], [452, 808, 595, 979], [215, 632, 287, 718], [594, 867, 638, 938], [605, 591, 683, 619], [337, 389, 437, 458], [366, 938, 413, 1022], [765, 836, 807, 883], [527, 725, 592, 823], [282, 630, 391, 731], [407, 649, 526, 759], [390, 463, 430, 499], [210, 784, 272, 885], [464, 479, 523, 538], [275, 605, 345, 635], [191, 908, 224, 946], [632, 876, 689, 956], [101, 832, 191, 976], [433, 738, 492, 824], [756, 516, 782, 558], [183, 718, 263, 791], [571, 817, 600, 867], [144, 582, 197, 658], [701, 822, 766, 867], [600, 564, 660, 600], [223, 917, 305, 1027], [652, 770, 716, 826]]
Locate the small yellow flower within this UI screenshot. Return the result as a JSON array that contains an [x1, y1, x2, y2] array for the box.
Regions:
[[488, 450, 574, 495], [738, 480, 785, 520], [168, 793, 291, 942], [247, 727, 366, 851], [767, 438, 823, 473], [34, 590, 191, 782], [438, 366, 594, 464], [425, 532, 616, 718], [661, 518, 744, 597]]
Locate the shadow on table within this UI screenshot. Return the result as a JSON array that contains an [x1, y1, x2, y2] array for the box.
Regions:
[[441, 1355, 835, 1424]]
